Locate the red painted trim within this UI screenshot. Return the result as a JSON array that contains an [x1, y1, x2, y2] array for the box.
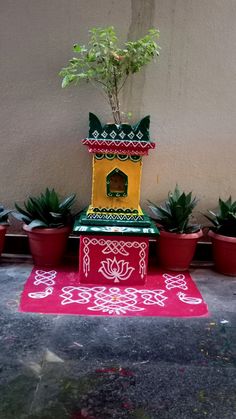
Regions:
[[82, 138, 156, 155]]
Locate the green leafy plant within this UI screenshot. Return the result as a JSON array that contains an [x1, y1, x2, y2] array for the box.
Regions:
[[59, 26, 160, 124], [205, 196, 236, 237], [148, 185, 200, 233], [13, 188, 76, 230], [0, 205, 11, 225]]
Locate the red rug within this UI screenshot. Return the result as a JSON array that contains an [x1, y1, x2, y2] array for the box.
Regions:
[[19, 266, 208, 317]]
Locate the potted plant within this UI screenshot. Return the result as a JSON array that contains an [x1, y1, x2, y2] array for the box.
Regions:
[[13, 188, 76, 267], [59, 26, 160, 124], [205, 197, 236, 276], [0, 205, 12, 256], [148, 185, 202, 270]]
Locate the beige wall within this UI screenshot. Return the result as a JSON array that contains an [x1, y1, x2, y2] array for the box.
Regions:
[[1, 0, 236, 227]]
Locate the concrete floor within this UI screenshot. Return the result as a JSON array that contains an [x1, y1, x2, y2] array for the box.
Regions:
[[0, 256, 235, 419]]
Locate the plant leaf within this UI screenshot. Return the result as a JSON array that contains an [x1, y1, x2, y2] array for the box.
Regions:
[[27, 220, 48, 230]]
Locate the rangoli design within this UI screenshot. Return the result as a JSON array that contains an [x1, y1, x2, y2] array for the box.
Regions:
[[177, 292, 202, 305], [60, 286, 167, 315], [23, 269, 207, 317], [99, 257, 135, 283], [82, 238, 147, 279], [163, 273, 188, 290], [28, 270, 57, 299]]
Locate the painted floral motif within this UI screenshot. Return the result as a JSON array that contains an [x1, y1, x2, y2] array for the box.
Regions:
[[99, 257, 135, 283], [82, 237, 147, 279]]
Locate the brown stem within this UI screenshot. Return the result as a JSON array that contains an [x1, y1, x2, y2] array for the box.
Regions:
[[108, 94, 120, 124], [112, 67, 122, 124], [118, 74, 129, 93]]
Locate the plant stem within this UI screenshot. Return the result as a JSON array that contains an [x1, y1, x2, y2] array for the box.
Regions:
[[108, 94, 121, 124], [112, 66, 122, 124]]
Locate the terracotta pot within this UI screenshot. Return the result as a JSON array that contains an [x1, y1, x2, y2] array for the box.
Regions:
[[157, 230, 203, 271], [0, 225, 7, 255], [208, 230, 236, 276], [23, 225, 71, 267]]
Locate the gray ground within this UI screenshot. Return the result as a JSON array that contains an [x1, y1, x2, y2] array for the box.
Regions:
[[0, 256, 235, 419]]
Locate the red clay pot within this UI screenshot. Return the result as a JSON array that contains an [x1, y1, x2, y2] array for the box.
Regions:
[[0, 225, 7, 255], [23, 225, 71, 267], [208, 230, 236, 276], [157, 230, 203, 271]]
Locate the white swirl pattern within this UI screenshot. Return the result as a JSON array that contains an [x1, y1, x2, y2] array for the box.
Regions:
[[163, 273, 188, 290], [27, 270, 203, 315], [60, 286, 167, 315], [28, 270, 57, 299]]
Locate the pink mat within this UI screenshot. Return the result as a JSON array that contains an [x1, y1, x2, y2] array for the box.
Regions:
[[19, 266, 208, 317]]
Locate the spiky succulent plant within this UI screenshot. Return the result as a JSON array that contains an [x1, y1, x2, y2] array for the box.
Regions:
[[148, 185, 200, 234], [205, 196, 236, 237], [0, 205, 11, 225], [13, 188, 76, 230]]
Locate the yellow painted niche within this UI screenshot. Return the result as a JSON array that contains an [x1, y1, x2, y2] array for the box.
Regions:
[[91, 156, 142, 210]]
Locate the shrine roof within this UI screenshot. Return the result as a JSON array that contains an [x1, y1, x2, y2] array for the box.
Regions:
[[82, 113, 156, 155]]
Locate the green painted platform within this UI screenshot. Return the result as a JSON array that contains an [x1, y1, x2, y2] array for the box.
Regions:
[[73, 211, 159, 237]]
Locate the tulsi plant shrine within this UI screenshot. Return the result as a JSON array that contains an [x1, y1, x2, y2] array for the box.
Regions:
[[74, 113, 159, 285]]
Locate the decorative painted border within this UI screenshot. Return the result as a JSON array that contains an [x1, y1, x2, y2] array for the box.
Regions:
[[82, 237, 147, 279], [82, 138, 155, 156], [95, 153, 142, 162], [86, 213, 144, 221], [90, 207, 139, 214], [91, 129, 145, 141]]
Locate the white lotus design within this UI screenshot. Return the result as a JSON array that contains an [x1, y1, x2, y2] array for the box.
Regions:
[[99, 257, 135, 283]]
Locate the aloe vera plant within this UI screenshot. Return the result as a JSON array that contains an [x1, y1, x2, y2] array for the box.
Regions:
[[0, 205, 11, 225], [13, 188, 76, 230], [148, 185, 200, 234], [205, 196, 236, 237]]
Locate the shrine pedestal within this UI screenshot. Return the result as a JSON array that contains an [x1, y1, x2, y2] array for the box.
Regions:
[[74, 220, 159, 286]]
